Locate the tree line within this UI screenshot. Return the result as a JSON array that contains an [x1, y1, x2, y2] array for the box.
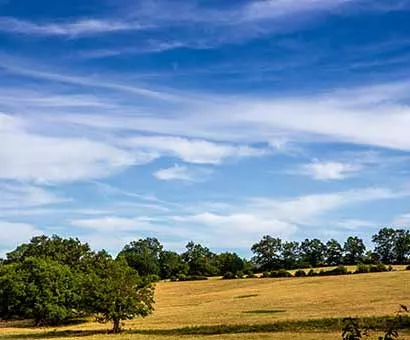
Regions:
[[251, 228, 410, 271], [0, 227, 409, 331]]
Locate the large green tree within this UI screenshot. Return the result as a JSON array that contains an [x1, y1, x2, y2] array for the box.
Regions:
[[0, 263, 25, 320], [181, 241, 218, 276], [5, 235, 91, 268], [281, 241, 301, 269], [159, 251, 188, 279], [251, 236, 282, 271], [83, 257, 154, 333], [300, 238, 326, 267], [325, 239, 343, 266], [118, 238, 163, 277], [343, 236, 366, 264], [372, 228, 410, 264], [216, 252, 244, 275], [0, 257, 82, 325]]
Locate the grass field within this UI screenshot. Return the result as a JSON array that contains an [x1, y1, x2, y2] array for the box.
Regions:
[[1, 270, 409, 340]]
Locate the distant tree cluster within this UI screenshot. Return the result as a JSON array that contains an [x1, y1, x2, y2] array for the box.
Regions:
[[251, 228, 410, 271]]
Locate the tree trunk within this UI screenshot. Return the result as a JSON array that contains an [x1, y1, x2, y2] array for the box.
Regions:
[[112, 318, 121, 333]]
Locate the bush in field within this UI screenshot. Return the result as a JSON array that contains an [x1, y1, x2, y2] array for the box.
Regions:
[[178, 275, 208, 281], [406, 265, 410, 270], [326, 265, 349, 276], [269, 269, 292, 278], [294, 269, 306, 277], [261, 271, 270, 278], [236, 271, 244, 279], [243, 269, 254, 276], [223, 271, 235, 280], [307, 269, 317, 276], [370, 264, 388, 272], [245, 273, 257, 278], [355, 264, 370, 274]]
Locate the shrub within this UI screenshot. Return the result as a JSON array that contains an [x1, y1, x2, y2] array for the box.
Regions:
[[294, 269, 306, 277], [185, 275, 208, 281], [270, 269, 292, 278], [369, 264, 388, 272], [243, 269, 254, 276], [261, 271, 270, 278], [148, 274, 161, 282], [406, 265, 410, 270], [307, 269, 317, 277], [169, 276, 178, 282], [223, 271, 235, 280], [327, 265, 349, 276], [236, 271, 244, 279], [245, 273, 257, 279], [177, 273, 186, 281], [355, 264, 370, 274]]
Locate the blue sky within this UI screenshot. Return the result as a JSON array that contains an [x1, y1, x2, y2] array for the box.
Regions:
[[1, 0, 410, 257]]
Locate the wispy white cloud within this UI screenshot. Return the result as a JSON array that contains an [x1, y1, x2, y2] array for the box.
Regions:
[[335, 219, 376, 230], [48, 80, 410, 151], [0, 183, 68, 208], [0, 221, 42, 257], [0, 113, 140, 183], [393, 213, 410, 226], [153, 164, 212, 182], [167, 186, 408, 245], [70, 216, 154, 233], [299, 160, 362, 180], [240, 0, 358, 22], [126, 136, 268, 165], [0, 17, 146, 36], [0, 0, 369, 48], [0, 57, 183, 102], [69, 215, 204, 252]]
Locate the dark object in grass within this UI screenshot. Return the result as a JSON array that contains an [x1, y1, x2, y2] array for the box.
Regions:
[[235, 294, 259, 299], [244, 310, 285, 314]]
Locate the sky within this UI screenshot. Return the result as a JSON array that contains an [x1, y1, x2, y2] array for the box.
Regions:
[[1, 0, 410, 258]]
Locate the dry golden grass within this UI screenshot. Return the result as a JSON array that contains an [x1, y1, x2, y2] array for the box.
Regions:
[[1, 270, 409, 340], [138, 270, 410, 329]]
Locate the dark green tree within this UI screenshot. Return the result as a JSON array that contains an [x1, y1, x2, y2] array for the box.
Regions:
[[343, 237, 366, 264], [159, 251, 188, 279], [325, 239, 343, 266], [118, 238, 163, 277], [83, 257, 154, 333], [0, 263, 25, 320], [300, 238, 326, 267], [392, 229, 410, 264], [2, 257, 82, 325], [5, 235, 91, 268], [181, 241, 218, 276], [372, 228, 397, 264], [216, 252, 244, 275], [251, 236, 282, 271], [281, 241, 301, 269]]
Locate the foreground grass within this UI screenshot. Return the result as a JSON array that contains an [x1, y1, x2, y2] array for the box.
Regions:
[[2, 317, 410, 340], [1, 270, 409, 339]]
